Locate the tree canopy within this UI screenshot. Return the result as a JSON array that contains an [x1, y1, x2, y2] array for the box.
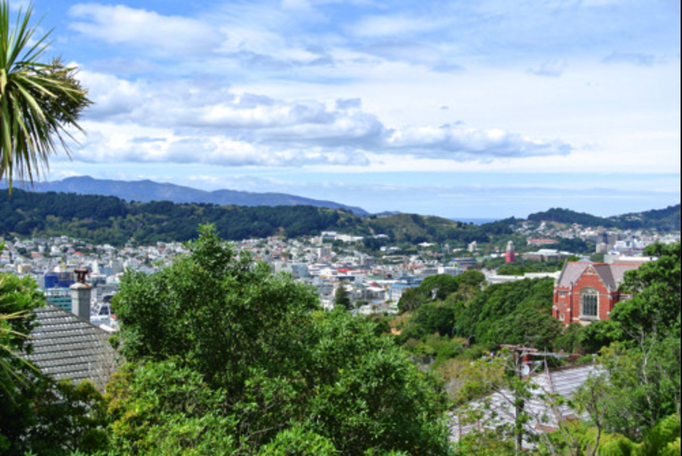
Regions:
[[110, 225, 453, 454]]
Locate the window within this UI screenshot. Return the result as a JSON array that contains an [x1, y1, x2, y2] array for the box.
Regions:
[[580, 288, 599, 319]]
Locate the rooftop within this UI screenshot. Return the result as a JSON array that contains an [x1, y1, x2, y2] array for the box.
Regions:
[[27, 302, 119, 391]]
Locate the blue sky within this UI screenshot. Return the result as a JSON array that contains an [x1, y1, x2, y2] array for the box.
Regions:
[[11, 0, 681, 218]]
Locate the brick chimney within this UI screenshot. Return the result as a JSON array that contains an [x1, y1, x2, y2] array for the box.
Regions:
[[70, 268, 91, 322]]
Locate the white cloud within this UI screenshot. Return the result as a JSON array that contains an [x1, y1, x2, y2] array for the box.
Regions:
[[78, 70, 144, 119], [385, 125, 572, 158], [69, 4, 222, 55], [76, 69, 573, 166]]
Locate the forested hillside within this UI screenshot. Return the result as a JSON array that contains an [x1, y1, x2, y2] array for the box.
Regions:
[[0, 189, 498, 246], [527, 204, 681, 231]]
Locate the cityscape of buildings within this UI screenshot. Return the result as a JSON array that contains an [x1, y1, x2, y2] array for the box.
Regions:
[[1, 221, 678, 332]]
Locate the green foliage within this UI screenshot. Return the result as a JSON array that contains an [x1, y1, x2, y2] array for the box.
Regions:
[[610, 205, 681, 231], [1, 377, 108, 456], [367, 213, 496, 245], [109, 226, 453, 455], [115, 224, 318, 387], [0, 188, 488, 247], [554, 323, 585, 353], [257, 425, 338, 455], [553, 237, 595, 255], [582, 242, 681, 355], [105, 360, 238, 455], [455, 429, 515, 456], [526, 206, 681, 231], [614, 242, 681, 342], [543, 415, 681, 456], [528, 207, 614, 227], [0, 273, 43, 453], [333, 283, 352, 311], [573, 425, 638, 456], [453, 349, 544, 452], [571, 242, 681, 444], [597, 339, 680, 432], [25, 379, 108, 455], [493, 304, 562, 350], [303, 310, 452, 455], [637, 414, 681, 456], [0, 2, 91, 188], [396, 275, 562, 385], [398, 271, 484, 314], [0, 273, 42, 394], [412, 302, 457, 337], [495, 259, 566, 276], [396, 288, 423, 314], [590, 252, 606, 263], [455, 278, 556, 348]]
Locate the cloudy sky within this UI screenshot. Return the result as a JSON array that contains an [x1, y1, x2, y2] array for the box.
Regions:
[[13, 0, 681, 218]]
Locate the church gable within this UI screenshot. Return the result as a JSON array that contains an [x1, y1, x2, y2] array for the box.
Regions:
[[553, 261, 643, 326], [574, 265, 610, 293]]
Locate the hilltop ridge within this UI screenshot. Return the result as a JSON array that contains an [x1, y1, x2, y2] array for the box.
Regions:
[[0, 176, 368, 216]]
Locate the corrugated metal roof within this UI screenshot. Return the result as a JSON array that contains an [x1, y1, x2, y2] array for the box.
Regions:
[[27, 302, 119, 391], [450, 363, 601, 447]]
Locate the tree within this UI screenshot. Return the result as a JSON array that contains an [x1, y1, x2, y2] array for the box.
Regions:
[[0, 273, 41, 394], [333, 282, 352, 311], [612, 242, 680, 344], [0, 1, 91, 189], [571, 242, 681, 443], [110, 225, 453, 454], [453, 348, 550, 456], [0, 272, 107, 455]]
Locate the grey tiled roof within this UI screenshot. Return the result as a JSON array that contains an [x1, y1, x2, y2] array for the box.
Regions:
[[556, 262, 640, 291], [593, 264, 617, 290], [556, 262, 590, 288], [607, 263, 640, 287], [27, 302, 119, 391]]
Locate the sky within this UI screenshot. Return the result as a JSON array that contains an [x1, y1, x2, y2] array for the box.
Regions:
[[9, 0, 681, 219]]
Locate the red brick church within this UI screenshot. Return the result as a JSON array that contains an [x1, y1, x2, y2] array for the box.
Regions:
[[553, 261, 641, 326]]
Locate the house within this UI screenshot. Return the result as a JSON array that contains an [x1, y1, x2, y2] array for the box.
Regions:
[[450, 363, 600, 447], [552, 261, 641, 326], [27, 275, 119, 391], [28, 301, 119, 391]]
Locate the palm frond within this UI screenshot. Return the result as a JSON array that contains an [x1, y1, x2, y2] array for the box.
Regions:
[[0, 0, 91, 191]]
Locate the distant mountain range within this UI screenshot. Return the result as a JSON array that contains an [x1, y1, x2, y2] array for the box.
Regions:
[[0, 176, 368, 216]]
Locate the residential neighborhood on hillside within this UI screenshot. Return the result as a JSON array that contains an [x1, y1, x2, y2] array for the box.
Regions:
[[2, 221, 678, 333]]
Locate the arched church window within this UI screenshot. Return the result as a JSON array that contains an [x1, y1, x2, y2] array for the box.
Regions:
[[581, 288, 599, 319]]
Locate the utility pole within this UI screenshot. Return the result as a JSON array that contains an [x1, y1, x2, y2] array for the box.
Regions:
[[500, 343, 570, 455], [513, 346, 525, 455]]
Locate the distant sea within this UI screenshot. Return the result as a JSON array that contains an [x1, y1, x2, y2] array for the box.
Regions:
[[450, 218, 501, 225]]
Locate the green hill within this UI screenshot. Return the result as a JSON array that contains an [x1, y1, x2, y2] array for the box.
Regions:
[[527, 205, 680, 231], [0, 190, 492, 246]]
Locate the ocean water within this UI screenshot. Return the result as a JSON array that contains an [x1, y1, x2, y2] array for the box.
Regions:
[[450, 218, 501, 225]]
